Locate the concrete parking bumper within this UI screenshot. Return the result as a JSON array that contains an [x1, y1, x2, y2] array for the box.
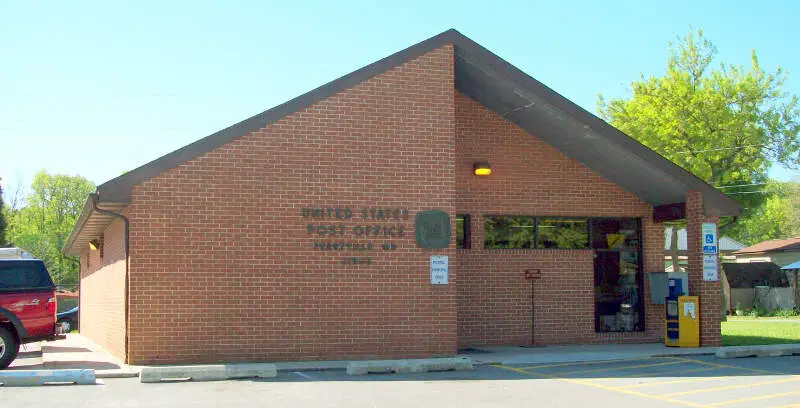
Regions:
[[716, 343, 800, 358], [139, 363, 278, 383], [346, 357, 473, 375], [0, 369, 96, 386]]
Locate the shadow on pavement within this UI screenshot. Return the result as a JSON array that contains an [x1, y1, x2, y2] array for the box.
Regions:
[[722, 335, 800, 347], [43, 361, 121, 370], [41, 346, 92, 353]]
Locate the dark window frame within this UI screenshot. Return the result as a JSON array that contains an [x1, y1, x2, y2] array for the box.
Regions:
[[456, 214, 471, 249], [483, 215, 590, 250], [483, 215, 536, 249]]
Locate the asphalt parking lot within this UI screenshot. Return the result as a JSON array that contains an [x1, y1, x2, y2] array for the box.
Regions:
[[2, 355, 800, 407], [492, 355, 800, 407]]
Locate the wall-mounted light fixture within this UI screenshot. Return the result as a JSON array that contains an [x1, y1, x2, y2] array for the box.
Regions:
[[88, 240, 99, 251], [473, 161, 492, 176]]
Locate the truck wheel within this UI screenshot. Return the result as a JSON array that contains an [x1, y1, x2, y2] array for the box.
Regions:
[[58, 318, 74, 333], [0, 326, 20, 369]]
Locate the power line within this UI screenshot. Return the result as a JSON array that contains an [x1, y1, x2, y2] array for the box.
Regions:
[[716, 183, 769, 189], [676, 145, 764, 154], [724, 191, 769, 195]]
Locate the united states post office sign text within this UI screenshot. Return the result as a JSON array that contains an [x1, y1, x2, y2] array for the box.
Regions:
[[301, 207, 452, 265], [302, 207, 409, 265]]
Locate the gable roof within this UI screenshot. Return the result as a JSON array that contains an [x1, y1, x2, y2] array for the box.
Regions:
[[735, 237, 800, 255], [64, 29, 740, 255]]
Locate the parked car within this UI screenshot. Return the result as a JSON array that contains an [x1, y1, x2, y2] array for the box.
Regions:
[[57, 306, 79, 332], [0, 259, 64, 368]]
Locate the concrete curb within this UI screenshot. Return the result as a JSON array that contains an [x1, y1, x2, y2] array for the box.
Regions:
[[716, 343, 800, 359], [346, 357, 473, 376], [0, 369, 96, 386], [652, 352, 716, 358], [140, 363, 277, 383], [274, 360, 348, 372]]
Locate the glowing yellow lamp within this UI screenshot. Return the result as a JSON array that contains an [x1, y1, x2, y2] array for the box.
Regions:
[[88, 240, 99, 251], [473, 162, 492, 176]]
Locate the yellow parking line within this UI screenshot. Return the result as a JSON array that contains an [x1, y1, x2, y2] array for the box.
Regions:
[[709, 391, 800, 406], [492, 364, 707, 408], [493, 365, 538, 376], [662, 356, 784, 376], [660, 376, 800, 397], [606, 366, 722, 385], [555, 360, 684, 376], [619, 375, 729, 389], [519, 357, 658, 371]]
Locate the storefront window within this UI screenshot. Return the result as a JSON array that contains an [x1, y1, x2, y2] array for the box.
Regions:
[[591, 218, 643, 333], [484, 216, 535, 249], [484, 216, 590, 249], [537, 218, 588, 249]]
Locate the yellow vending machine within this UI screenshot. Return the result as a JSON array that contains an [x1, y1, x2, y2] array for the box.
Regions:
[[677, 296, 699, 347]]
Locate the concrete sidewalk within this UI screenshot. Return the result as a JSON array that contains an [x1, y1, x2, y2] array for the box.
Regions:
[[8, 342, 44, 370], [458, 343, 718, 366], [39, 334, 138, 378], [14, 337, 797, 380]]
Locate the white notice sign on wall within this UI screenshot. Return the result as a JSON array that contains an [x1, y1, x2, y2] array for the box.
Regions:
[[430, 255, 449, 284], [703, 254, 719, 281]]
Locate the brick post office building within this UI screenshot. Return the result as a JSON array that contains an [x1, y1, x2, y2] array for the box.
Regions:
[[64, 30, 739, 365]]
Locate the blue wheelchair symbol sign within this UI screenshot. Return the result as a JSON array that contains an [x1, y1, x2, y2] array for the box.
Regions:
[[705, 234, 714, 244]]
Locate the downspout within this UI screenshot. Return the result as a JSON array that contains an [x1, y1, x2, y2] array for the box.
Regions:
[[91, 193, 130, 364]]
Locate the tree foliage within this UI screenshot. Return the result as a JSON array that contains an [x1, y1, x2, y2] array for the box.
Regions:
[[7, 171, 95, 288], [0, 178, 7, 246], [726, 181, 800, 245], [598, 29, 800, 233]]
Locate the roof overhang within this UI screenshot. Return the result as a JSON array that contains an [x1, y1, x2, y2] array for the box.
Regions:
[[450, 35, 739, 217], [63, 193, 127, 256]]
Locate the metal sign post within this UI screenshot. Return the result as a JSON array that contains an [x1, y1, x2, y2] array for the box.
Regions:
[[524, 269, 542, 347]]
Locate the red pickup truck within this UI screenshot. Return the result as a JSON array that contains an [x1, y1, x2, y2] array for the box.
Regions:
[[0, 259, 62, 369]]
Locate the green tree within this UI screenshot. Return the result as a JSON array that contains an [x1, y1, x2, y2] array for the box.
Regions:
[[598, 29, 800, 236], [7, 171, 95, 288], [0, 178, 7, 246], [727, 181, 800, 245]]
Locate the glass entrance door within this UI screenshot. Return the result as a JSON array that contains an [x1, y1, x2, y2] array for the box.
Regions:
[[591, 218, 643, 332]]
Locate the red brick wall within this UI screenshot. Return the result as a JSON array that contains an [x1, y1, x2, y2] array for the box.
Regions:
[[124, 45, 456, 365], [455, 92, 665, 346], [79, 218, 127, 360]]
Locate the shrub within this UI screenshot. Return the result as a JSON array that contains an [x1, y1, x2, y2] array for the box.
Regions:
[[773, 309, 800, 317], [755, 307, 771, 317]]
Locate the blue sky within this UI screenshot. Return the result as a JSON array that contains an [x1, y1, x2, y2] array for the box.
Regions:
[[1, 1, 798, 199]]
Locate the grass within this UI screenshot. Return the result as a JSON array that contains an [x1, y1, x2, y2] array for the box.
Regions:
[[721, 319, 800, 346], [726, 315, 800, 321]]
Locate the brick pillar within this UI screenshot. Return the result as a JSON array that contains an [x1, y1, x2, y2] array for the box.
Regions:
[[686, 191, 722, 346]]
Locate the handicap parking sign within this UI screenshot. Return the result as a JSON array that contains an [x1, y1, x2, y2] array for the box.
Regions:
[[702, 223, 717, 254]]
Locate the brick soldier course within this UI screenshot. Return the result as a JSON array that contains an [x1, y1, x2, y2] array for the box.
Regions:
[[65, 29, 736, 365]]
